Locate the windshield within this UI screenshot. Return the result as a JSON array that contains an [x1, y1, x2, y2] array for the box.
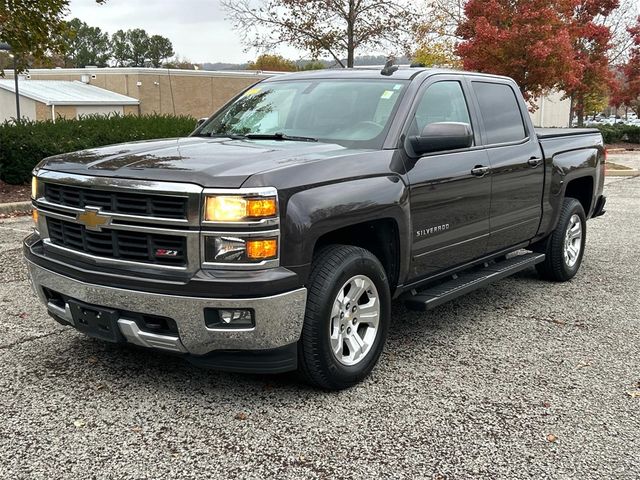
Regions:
[[196, 79, 408, 149]]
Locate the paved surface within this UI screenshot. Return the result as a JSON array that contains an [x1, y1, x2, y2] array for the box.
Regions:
[[1, 177, 639, 479], [608, 150, 640, 171]]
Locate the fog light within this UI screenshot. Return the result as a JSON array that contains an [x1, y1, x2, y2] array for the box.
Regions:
[[204, 308, 255, 329]]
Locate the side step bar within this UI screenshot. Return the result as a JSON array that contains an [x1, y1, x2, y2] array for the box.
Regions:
[[404, 253, 546, 312]]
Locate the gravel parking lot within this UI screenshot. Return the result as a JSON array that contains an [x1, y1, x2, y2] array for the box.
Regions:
[[1, 176, 639, 479]]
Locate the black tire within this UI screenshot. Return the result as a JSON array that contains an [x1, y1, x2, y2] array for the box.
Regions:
[[298, 245, 391, 390], [536, 198, 587, 282]]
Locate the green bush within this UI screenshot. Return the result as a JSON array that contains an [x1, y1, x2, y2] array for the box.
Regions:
[[595, 124, 640, 145], [0, 113, 197, 185]]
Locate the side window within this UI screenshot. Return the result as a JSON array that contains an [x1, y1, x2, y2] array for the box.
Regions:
[[472, 82, 527, 144], [411, 81, 472, 136]]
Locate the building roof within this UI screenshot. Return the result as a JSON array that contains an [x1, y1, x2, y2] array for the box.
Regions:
[[0, 80, 140, 106], [3, 67, 272, 78]]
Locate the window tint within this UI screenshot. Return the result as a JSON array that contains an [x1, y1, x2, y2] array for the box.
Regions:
[[411, 81, 471, 136], [472, 82, 527, 144]]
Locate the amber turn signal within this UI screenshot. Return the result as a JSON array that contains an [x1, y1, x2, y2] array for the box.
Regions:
[[32, 209, 39, 224], [246, 238, 278, 260], [246, 198, 277, 218]]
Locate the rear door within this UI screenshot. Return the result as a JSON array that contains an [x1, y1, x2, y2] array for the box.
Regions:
[[404, 76, 492, 280], [469, 80, 545, 252]]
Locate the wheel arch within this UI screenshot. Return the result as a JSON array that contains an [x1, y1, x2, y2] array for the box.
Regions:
[[281, 175, 411, 293]]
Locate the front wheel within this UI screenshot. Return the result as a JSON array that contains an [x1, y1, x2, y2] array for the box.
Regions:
[[536, 198, 586, 281], [298, 245, 390, 390]]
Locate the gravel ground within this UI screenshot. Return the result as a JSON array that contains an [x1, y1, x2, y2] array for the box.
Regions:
[[1, 177, 639, 479]]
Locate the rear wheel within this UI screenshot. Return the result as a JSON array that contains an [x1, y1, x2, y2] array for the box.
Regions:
[[536, 198, 586, 281], [298, 245, 390, 390]]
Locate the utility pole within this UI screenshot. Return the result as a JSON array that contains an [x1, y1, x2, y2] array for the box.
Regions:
[[0, 42, 21, 123]]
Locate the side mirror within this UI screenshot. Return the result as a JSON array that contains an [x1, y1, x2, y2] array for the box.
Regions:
[[409, 122, 473, 156], [196, 117, 208, 128]]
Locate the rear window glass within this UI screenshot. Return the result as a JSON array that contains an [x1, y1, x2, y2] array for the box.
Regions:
[[472, 82, 527, 144]]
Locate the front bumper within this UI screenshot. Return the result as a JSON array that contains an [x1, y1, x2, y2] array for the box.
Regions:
[[26, 259, 307, 359]]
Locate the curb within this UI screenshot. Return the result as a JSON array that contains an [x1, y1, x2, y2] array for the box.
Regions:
[[606, 170, 640, 177], [0, 201, 32, 215]]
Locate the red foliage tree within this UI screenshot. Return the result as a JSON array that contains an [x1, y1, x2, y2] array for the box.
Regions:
[[456, 0, 582, 105], [456, 0, 619, 122], [564, 0, 619, 125], [614, 16, 640, 115]]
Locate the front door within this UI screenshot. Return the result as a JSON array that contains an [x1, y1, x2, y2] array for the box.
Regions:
[[405, 78, 492, 280]]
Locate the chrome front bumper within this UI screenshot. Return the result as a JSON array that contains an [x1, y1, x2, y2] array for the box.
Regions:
[[26, 260, 307, 355]]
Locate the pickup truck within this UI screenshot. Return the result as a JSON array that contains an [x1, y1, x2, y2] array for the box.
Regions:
[[24, 68, 606, 389]]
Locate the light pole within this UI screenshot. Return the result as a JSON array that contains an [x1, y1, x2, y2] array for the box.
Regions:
[[0, 42, 21, 123]]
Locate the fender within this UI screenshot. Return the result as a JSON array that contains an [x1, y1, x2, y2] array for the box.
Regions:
[[536, 137, 605, 241], [281, 175, 411, 285]]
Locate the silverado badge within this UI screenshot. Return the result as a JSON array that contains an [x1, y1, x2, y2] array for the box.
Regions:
[[76, 207, 111, 232]]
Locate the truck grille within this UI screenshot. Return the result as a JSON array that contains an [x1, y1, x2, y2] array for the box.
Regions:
[[44, 183, 188, 219], [47, 218, 187, 266]]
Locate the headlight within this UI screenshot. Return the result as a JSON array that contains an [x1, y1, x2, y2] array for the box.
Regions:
[[204, 195, 277, 222], [31, 176, 38, 199]]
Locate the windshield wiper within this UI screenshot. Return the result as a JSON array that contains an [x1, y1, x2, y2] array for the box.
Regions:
[[208, 133, 247, 140], [244, 132, 318, 142]]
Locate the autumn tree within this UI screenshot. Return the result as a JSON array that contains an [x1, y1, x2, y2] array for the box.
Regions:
[[414, 0, 464, 67], [564, 0, 619, 125], [614, 16, 640, 115], [62, 18, 110, 67], [456, 0, 582, 104], [221, 0, 420, 68], [0, 0, 104, 74], [247, 54, 297, 71]]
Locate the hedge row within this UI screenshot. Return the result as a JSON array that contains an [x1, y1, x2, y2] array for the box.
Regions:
[[595, 124, 640, 144], [0, 114, 197, 185]]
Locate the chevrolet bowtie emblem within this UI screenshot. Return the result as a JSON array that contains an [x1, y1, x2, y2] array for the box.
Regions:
[[76, 207, 111, 232]]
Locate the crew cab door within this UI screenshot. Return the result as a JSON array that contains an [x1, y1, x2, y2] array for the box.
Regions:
[[403, 77, 492, 279], [468, 80, 545, 252]]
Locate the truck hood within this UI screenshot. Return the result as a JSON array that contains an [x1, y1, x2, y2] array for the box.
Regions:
[[37, 137, 359, 188]]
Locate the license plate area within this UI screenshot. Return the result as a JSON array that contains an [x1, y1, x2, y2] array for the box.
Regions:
[[68, 300, 123, 343]]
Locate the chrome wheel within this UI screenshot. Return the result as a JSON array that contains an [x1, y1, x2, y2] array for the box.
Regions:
[[329, 275, 380, 366], [563, 213, 583, 268]]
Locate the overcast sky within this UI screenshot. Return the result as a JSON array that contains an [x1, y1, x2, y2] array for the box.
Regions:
[[67, 0, 304, 64]]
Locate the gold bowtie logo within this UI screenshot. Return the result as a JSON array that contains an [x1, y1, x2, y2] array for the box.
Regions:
[[76, 208, 111, 231]]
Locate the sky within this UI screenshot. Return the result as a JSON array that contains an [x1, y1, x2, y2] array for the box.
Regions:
[[67, 0, 304, 64]]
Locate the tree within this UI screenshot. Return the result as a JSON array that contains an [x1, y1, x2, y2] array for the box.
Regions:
[[127, 28, 150, 67], [0, 0, 104, 74], [148, 35, 174, 68], [221, 0, 420, 68], [614, 16, 640, 115], [564, 0, 619, 126], [111, 29, 131, 66], [62, 18, 111, 67], [414, 0, 465, 67], [247, 54, 297, 71], [456, 0, 582, 105]]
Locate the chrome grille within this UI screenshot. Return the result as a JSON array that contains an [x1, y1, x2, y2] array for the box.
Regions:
[[44, 183, 188, 219], [47, 217, 187, 266]]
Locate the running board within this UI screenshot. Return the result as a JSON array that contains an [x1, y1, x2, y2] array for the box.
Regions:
[[403, 253, 546, 312]]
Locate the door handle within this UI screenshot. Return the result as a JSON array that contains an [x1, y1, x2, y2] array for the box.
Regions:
[[527, 157, 543, 167], [471, 165, 490, 177]]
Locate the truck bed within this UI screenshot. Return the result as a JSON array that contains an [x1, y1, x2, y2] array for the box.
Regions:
[[535, 127, 600, 139]]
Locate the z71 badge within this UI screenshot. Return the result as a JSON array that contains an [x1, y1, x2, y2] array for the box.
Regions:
[[416, 224, 450, 237]]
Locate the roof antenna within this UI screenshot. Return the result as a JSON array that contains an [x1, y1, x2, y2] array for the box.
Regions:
[[381, 56, 398, 76]]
